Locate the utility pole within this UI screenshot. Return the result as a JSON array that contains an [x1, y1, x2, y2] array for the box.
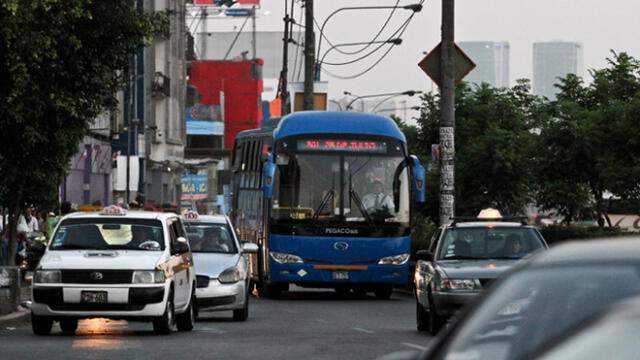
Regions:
[[439, 0, 455, 226], [251, 6, 256, 59], [303, 0, 315, 110], [279, 1, 290, 115]]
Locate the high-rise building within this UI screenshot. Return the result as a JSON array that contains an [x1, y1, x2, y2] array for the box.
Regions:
[[458, 41, 510, 88], [533, 42, 583, 100]]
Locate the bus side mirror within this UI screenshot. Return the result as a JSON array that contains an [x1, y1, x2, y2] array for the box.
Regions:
[[263, 153, 276, 199], [410, 155, 426, 203]]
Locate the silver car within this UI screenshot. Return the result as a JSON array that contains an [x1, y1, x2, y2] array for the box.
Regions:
[[182, 212, 258, 321]]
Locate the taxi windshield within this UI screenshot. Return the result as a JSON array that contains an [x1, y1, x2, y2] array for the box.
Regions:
[[50, 218, 165, 251], [183, 222, 236, 254]]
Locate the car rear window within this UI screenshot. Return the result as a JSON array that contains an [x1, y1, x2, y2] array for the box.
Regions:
[[438, 227, 545, 260], [184, 222, 237, 254]]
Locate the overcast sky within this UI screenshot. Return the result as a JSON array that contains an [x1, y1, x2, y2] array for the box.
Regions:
[[208, 0, 640, 121]]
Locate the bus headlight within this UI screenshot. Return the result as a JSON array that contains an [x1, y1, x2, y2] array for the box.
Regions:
[[132, 270, 165, 284], [34, 270, 61, 284], [218, 266, 243, 284], [270, 251, 304, 264], [378, 253, 410, 265]]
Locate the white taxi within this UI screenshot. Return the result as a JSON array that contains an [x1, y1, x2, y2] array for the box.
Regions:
[[31, 206, 196, 335], [182, 211, 258, 321]]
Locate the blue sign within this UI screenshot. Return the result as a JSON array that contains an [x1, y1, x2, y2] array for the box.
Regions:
[[186, 104, 224, 136], [225, 8, 251, 17], [181, 174, 208, 200]]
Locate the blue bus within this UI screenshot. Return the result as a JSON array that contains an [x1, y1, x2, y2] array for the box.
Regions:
[[230, 112, 425, 298]]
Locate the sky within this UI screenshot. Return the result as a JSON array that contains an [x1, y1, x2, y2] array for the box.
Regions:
[[203, 0, 640, 122]]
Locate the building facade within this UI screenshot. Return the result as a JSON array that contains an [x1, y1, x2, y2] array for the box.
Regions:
[[458, 41, 510, 88], [533, 41, 583, 100]]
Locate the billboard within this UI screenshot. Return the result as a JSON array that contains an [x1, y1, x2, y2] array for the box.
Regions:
[[181, 173, 208, 200]]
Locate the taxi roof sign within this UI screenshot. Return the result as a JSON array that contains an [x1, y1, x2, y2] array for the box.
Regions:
[[101, 205, 127, 216], [477, 208, 502, 219], [184, 211, 199, 220]]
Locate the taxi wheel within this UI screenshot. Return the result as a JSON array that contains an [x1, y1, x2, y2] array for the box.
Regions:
[[428, 297, 444, 335], [153, 292, 176, 335], [31, 313, 53, 335], [232, 290, 249, 321], [177, 295, 195, 331], [60, 319, 78, 335], [416, 301, 430, 332]]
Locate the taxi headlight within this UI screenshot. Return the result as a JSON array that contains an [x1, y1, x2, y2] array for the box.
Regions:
[[437, 278, 476, 291], [218, 266, 242, 284], [378, 253, 410, 265], [132, 270, 165, 284], [270, 251, 304, 264], [34, 270, 61, 284]]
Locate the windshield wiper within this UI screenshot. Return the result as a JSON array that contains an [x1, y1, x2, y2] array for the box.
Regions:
[[52, 244, 110, 250], [350, 189, 376, 229], [311, 189, 335, 225]]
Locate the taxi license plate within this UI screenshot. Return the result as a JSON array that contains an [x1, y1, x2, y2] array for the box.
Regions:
[[332, 271, 349, 280], [81, 291, 107, 304]]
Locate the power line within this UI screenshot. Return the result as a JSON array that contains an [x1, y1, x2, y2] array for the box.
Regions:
[[223, 14, 251, 60], [320, 12, 416, 79]]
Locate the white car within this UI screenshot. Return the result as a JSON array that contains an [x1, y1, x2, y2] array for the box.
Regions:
[[182, 212, 258, 321], [31, 206, 196, 335]]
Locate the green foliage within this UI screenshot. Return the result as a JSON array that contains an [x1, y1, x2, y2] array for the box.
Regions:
[[539, 225, 628, 245], [0, 0, 158, 263], [410, 214, 438, 258], [415, 81, 545, 221], [535, 52, 640, 226]]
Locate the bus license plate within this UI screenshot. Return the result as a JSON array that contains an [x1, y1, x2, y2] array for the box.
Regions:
[[332, 271, 349, 280], [81, 291, 107, 304]]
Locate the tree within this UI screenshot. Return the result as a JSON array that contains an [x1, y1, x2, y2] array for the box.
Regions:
[[0, 1, 164, 264], [415, 81, 544, 221], [535, 52, 640, 226]]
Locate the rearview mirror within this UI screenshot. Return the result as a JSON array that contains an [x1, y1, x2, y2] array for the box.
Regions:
[[410, 155, 426, 203], [241, 242, 259, 254], [263, 153, 276, 199], [173, 236, 190, 254]]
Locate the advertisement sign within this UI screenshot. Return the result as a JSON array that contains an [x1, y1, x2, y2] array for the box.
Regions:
[[186, 104, 224, 136], [181, 174, 208, 200]]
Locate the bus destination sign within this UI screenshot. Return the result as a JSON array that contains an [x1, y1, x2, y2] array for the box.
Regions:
[[297, 139, 387, 153]]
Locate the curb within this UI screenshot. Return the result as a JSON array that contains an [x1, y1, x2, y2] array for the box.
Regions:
[[0, 309, 30, 329]]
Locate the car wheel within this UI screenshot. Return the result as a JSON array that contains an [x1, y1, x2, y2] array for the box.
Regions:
[[176, 294, 195, 331], [232, 290, 249, 321], [416, 300, 430, 332], [60, 319, 78, 335], [153, 292, 175, 335], [374, 286, 393, 299], [31, 313, 53, 335], [428, 297, 444, 335]]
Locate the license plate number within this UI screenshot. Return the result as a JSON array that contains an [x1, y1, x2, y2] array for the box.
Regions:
[[81, 291, 108, 303], [332, 271, 349, 280]]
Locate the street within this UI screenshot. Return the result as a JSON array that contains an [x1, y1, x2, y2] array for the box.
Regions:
[[0, 288, 430, 360]]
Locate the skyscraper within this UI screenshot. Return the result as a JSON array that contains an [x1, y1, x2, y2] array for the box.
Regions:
[[458, 41, 510, 88], [533, 42, 584, 100]]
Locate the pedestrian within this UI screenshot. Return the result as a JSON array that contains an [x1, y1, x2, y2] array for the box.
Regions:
[[18, 206, 39, 233]]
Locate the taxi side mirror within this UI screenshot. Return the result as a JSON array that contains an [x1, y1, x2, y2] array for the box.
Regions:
[[241, 242, 259, 254], [173, 236, 190, 255]]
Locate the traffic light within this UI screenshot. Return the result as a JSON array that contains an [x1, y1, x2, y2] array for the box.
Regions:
[[214, 0, 236, 6]]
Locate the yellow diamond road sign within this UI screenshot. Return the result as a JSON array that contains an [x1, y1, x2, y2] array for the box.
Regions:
[[418, 42, 476, 87]]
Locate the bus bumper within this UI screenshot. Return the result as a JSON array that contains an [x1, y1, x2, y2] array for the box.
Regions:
[[268, 262, 409, 285]]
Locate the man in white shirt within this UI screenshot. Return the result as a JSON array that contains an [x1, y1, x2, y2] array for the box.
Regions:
[[18, 207, 39, 233], [362, 181, 395, 216]]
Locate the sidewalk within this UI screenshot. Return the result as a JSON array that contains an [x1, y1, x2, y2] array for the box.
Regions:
[[0, 272, 31, 328]]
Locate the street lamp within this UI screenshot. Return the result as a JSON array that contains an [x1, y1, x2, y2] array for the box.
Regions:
[[371, 92, 423, 113], [318, 38, 402, 69], [316, 3, 422, 65], [346, 90, 422, 112]]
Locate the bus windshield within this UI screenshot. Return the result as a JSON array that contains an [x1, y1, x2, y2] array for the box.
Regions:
[[271, 151, 410, 235]]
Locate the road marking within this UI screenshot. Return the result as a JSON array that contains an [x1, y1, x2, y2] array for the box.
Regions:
[[403, 343, 427, 351], [196, 326, 227, 334], [352, 327, 374, 334], [314, 318, 330, 323]]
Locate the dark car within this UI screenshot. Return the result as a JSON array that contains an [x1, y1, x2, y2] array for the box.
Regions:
[[529, 295, 640, 360], [409, 237, 640, 360], [414, 209, 547, 334]]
